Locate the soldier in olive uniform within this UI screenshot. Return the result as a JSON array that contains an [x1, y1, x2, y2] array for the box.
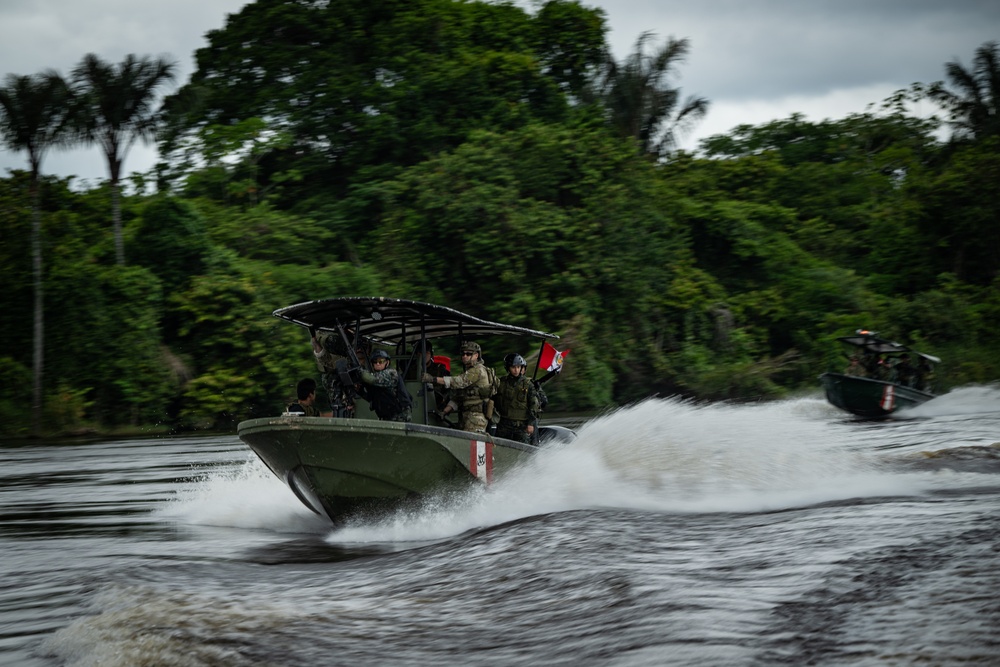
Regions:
[[493, 354, 540, 443], [423, 341, 494, 434]]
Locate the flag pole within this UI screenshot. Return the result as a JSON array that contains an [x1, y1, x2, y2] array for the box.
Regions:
[[532, 339, 546, 381]]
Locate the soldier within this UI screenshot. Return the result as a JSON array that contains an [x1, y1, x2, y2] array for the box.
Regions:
[[893, 353, 915, 387], [286, 377, 332, 416], [423, 341, 496, 434], [493, 354, 540, 444], [844, 354, 866, 377], [357, 350, 411, 422], [311, 330, 358, 417]]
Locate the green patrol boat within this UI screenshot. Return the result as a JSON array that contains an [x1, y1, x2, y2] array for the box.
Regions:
[[237, 297, 574, 524], [819, 329, 939, 418]]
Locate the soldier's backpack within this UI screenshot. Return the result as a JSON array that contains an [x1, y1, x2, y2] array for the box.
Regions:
[[485, 365, 501, 396], [480, 365, 501, 421]]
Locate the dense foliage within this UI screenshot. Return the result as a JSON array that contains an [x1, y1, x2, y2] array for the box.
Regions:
[[1, 1, 997, 436]]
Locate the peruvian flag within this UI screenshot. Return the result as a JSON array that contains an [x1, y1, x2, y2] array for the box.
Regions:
[[539, 341, 569, 373]]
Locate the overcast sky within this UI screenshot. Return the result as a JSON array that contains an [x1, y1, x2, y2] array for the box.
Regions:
[[1, 0, 997, 186]]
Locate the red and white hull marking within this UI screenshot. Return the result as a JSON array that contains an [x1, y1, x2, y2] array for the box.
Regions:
[[880, 384, 896, 412], [469, 440, 493, 484]]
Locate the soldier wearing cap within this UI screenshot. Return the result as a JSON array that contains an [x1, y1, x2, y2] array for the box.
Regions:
[[423, 341, 495, 433]]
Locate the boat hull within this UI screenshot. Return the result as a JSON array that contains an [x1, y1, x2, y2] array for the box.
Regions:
[[819, 372, 934, 418], [237, 415, 536, 523]]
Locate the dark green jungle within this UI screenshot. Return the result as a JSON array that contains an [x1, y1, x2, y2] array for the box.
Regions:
[[2, 0, 998, 437]]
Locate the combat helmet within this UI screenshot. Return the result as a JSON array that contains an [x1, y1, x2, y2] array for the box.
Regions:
[[504, 353, 526, 369]]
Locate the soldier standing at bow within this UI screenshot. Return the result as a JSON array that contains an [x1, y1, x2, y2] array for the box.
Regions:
[[492, 354, 540, 443]]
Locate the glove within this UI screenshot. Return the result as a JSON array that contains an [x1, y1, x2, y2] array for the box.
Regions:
[[421, 373, 434, 384]]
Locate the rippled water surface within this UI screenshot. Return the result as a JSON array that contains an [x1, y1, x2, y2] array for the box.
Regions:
[[2, 387, 999, 666]]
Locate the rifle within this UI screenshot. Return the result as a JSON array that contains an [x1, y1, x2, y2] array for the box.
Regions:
[[534, 368, 560, 386]]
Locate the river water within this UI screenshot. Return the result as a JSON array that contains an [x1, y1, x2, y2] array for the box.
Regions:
[[2, 387, 999, 666]]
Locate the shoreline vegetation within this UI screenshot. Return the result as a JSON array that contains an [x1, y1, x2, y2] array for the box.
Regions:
[[2, 2, 998, 438]]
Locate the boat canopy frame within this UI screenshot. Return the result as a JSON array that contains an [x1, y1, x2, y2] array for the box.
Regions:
[[274, 297, 559, 347], [276, 297, 562, 424], [836, 329, 940, 364]]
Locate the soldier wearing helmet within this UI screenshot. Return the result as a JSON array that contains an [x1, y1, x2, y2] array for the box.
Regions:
[[422, 341, 495, 434], [357, 349, 411, 422], [492, 353, 540, 444]]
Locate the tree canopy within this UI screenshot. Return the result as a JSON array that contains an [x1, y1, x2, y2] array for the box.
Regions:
[[72, 53, 178, 265], [929, 40, 1000, 141], [1, 0, 997, 437]]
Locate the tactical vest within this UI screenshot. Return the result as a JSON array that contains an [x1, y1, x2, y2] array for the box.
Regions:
[[497, 376, 532, 422], [366, 370, 412, 419], [458, 363, 494, 412]]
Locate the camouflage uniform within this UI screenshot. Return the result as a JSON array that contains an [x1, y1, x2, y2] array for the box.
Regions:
[[844, 355, 866, 377], [287, 401, 322, 416], [312, 332, 357, 417], [358, 367, 411, 422], [442, 358, 493, 434], [493, 374, 540, 443]]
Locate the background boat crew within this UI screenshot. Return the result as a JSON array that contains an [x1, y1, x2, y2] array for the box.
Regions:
[[423, 341, 496, 434], [893, 353, 914, 386], [861, 351, 881, 377], [492, 353, 540, 443], [286, 377, 331, 416], [844, 355, 866, 377], [356, 350, 412, 422]]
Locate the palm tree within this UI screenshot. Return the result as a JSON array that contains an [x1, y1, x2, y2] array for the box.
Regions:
[[929, 40, 1000, 141], [71, 53, 177, 265], [600, 32, 709, 157], [0, 71, 71, 435]]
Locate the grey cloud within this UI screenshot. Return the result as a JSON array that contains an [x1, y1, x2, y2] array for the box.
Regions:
[[2, 0, 998, 181], [604, 0, 1000, 101], [0, 0, 247, 182]]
